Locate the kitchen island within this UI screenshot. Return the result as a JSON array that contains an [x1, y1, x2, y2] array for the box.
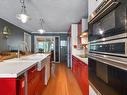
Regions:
[[0, 53, 51, 95]]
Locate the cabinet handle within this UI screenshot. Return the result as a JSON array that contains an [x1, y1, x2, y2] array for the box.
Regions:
[[31, 69, 36, 73]]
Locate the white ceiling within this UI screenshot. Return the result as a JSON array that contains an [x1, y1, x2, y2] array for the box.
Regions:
[[0, 0, 88, 33]]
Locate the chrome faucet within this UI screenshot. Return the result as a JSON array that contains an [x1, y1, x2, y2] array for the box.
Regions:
[[17, 47, 20, 58], [17, 41, 29, 58]]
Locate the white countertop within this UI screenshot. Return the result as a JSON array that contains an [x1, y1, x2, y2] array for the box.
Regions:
[[72, 54, 88, 64], [0, 53, 50, 78]]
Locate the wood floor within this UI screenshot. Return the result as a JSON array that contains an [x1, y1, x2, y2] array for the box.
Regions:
[[42, 63, 83, 95]]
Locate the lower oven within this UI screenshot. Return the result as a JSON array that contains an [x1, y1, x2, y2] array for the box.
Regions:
[[89, 38, 127, 57], [88, 58, 127, 95]]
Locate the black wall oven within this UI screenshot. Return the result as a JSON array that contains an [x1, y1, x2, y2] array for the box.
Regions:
[[88, 0, 127, 95], [89, 38, 127, 57], [88, 0, 127, 57], [89, 0, 127, 42], [89, 58, 127, 95]]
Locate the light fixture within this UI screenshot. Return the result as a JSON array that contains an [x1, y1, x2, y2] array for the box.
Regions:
[[38, 29, 45, 34], [99, 29, 104, 35], [38, 18, 46, 34], [0, 26, 11, 39], [16, 0, 30, 23], [80, 32, 88, 37]]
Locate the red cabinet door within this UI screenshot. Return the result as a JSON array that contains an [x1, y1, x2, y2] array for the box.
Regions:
[[72, 56, 89, 95], [17, 76, 25, 95], [0, 78, 16, 95], [35, 67, 45, 95], [38, 67, 45, 90], [35, 83, 42, 95], [80, 63, 89, 95], [27, 65, 39, 95], [27, 65, 37, 82], [72, 56, 75, 73], [28, 81, 34, 95]]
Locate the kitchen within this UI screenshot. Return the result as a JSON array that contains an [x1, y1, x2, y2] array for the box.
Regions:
[[0, 0, 127, 95]]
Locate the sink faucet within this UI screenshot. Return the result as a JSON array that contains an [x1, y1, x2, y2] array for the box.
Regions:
[[17, 47, 20, 58], [17, 41, 29, 58]]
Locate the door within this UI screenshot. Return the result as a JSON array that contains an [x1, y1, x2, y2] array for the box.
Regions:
[[67, 36, 71, 67], [55, 37, 60, 63], [60, 40, 67, 63]]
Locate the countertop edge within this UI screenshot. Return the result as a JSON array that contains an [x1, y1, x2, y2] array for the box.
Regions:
[[0, 53, 50, 78], [72, 54, 88, 64]]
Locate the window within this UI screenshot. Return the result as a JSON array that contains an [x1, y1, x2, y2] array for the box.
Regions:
[[60, 41, 67, 46]]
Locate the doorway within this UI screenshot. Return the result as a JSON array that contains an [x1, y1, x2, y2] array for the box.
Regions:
[[34, 36, 60, 63]]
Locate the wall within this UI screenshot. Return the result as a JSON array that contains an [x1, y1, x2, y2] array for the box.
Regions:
[[82, 18, 88, 32], [88, 0, 103, 16], [7, 26, 24, 51], [0, 18, 31, 52], [0, 19, 9, 52], [24, 33, 32, 52]]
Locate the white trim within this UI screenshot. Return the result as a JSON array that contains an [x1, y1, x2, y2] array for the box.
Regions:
[[89, 53, 127, 71], [54, 37, 56, 62], [90, 38, 127, 45], [32, 32, 68, 34], [54, 36, 60, 63], [89, 33, 127, 44]]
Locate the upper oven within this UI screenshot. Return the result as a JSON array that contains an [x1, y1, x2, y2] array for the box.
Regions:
[[89, 38, 127, 57], [88, 0, 127, 42]]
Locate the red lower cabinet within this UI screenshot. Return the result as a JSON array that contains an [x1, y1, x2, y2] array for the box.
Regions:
[[35, 67, 45, 95], [0, 78, 17, 95], [80, 63, 89, 95], [0, 65, 46, 95], [72, 56, 88, 95], [17, 76, 25, 95], [28, 81, 34, 95], [28, 66, 45, 95], [27, 65, 38, 95], [0, 76, 25, 95], [35, 81, 43, 95]]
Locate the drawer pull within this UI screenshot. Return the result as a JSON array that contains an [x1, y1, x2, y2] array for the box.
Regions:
[[31, 69, 36, 73]]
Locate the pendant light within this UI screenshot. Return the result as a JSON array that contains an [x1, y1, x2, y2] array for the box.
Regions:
[[38, 18, 46, 34], [16, 0, 30, 23], [0, 26, 11, 39]]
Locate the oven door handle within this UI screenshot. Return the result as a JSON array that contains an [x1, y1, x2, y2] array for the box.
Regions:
[[89, 0, 119, 24]]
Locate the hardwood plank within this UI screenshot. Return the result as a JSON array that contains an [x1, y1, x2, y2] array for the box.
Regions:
[[42, 63, 83, 95]]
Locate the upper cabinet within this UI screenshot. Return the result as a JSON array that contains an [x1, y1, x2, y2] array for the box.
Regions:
[[82, 19, 88, 32], [80, 19, 88, 45], [71, 24, 78, 48], [88, 0, 104, 16], [69, 18, 88, 49]]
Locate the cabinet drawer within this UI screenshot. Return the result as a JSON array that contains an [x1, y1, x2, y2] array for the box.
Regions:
[[28, 74, 40, 95]]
